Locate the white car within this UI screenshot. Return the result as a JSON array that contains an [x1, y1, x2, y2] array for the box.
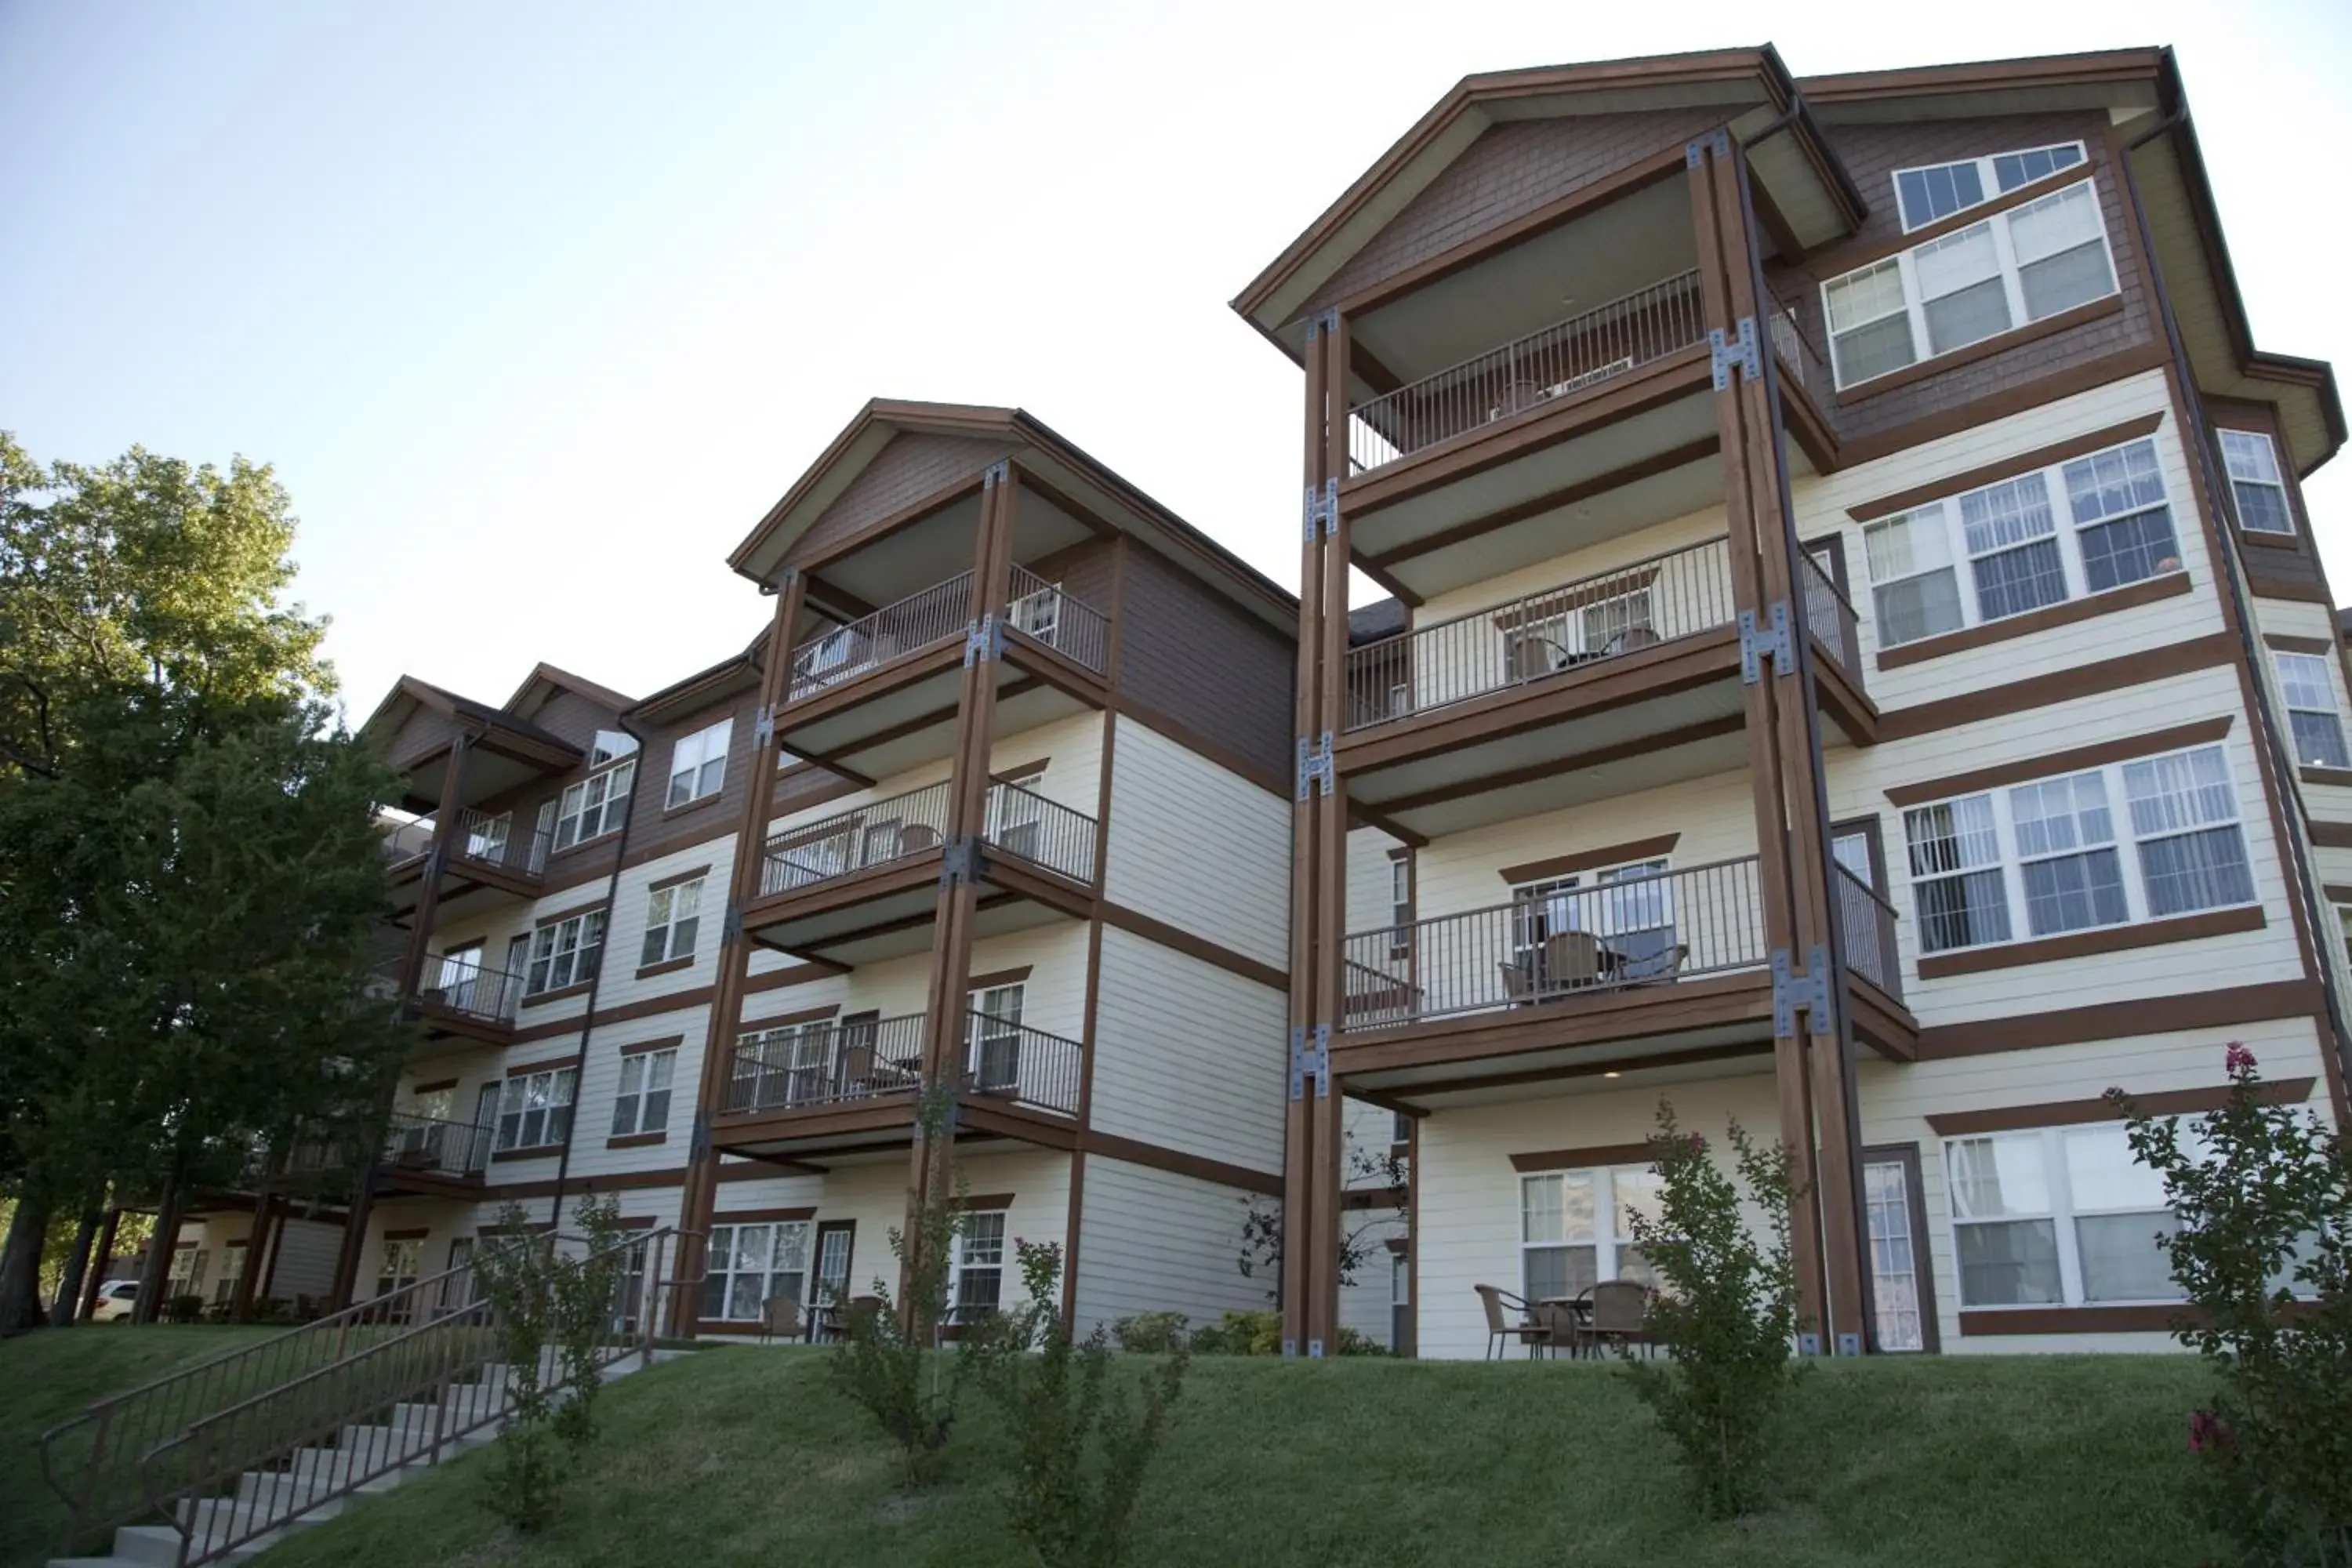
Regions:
[[88, 1280, 141, 1323]]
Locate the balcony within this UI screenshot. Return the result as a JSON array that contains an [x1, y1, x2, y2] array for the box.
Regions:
[[377, 957, 526, 1052], [742, 779, 1097, 964], [709, 1009, 1084, 1159], [779, 567, 1111, 780], [381, 808, 552, 920], [376, 1112, 492, 1195]]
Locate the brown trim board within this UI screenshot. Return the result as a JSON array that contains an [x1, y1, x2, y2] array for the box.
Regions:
[[619, 1034, 684, 1056], [1510, 1142, 1655, 1174], [1915, 906, 2266, 981], [1080, 1130, 1281, 1196], [1098, 902, 1285, 990], [1875, 572, 2190, 672], [1886, 717, 2234, 806], [1876, 635, 2238, 743], [1914, 979, 2321, 1060], [2263, 633, 2336, 655], [1925, 1076, 2316, 1137], [1848, 412, 2168, 524], [1496, 834, 1682, 886], [1835, 296, 2125, 405]]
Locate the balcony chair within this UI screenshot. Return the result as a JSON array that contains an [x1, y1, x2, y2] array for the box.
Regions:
[[1541, 931, 1605, 995], [1499, 961, 1535, 1006], [1581, 1279, 1654, 1359], [1603, 626, 1662, 656], [898, 824, 939, 853], [760, 1296, 804, 1345], [1473, 1283, 1548, 1360]]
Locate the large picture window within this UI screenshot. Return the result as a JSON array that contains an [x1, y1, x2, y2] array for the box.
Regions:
[[555, 760, 634, 850], [1893, 142, 2086, 232], [1518, 1165, 1661, 1304], [527, 910, 606, 995], [700, 1221, 810, 1322], [1862, 437, 2182, 650], [1903, 742, 2256, 955], [1947, 1126, 2178, 1308], [495, 1067, 576, 1152]]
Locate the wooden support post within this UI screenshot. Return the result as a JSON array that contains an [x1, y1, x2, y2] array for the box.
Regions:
[[398, 738, 474, 1000], [229, 1186, 272, 1323], [77, 1207, 122, 1322], [327, 1176, 375, 1311]]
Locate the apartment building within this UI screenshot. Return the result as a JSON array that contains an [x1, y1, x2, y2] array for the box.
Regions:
[[1238, 45, 2350, 1359]]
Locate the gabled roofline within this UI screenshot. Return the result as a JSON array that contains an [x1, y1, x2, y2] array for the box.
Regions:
[[625, 631, 768, 728], [503, 661, 637, 718], [357, 674, 581, 766]]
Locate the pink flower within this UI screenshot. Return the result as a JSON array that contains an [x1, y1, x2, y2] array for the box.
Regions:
[[2188, 1408, 2232, 1453], [2224, 1041, 2257, 1075]]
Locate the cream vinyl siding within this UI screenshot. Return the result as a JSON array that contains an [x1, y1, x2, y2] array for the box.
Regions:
[[1410, 502, 1731, 631], [1090, 925, 1285, 1174], [1346, 826, 1409, 939], [789, 1150, 1070, 1320], [1857, 1014, 2336, 1355], [597, 837, 738, 1011], [1825, 665, 2294, 1022], [760, 711, 1102, 855], [564, 1002, 711, 1182], [1070, 1157, 1269, 1339], [1340, 1212, 1409, 1352], [1102, 717, 1290, 970]]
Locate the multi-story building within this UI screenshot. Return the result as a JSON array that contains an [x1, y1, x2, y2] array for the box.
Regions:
[[1237, 45, 2350, 1359]]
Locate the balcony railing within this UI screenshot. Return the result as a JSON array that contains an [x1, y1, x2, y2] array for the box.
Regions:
[[1341, 856, 1767, 1030], [1345, 536, 1736, 731], [962, 1011, 1083, 1118], [1347, 270, 1706, 475], [789, 572, 974, 702], [727, 1012, 927, 1114], [1007, 564, 1110, 676], [379, 816, 434, 866], [1799, 549, 1862, 680], [377, 811, 550, 880], [415, 959, 528, 1027], [382, 1111, 492, 1180], [760, 779, 1097, 898], [1836, 865, 1902, 1000], [1768, 297, 1834, 399]]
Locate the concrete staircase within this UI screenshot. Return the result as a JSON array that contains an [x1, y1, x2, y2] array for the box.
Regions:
[[49, 1350, 685, 1568]]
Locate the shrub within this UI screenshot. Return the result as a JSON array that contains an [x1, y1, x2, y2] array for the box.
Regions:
[[1618, 1100, 1804, 1520], [1111, 1312, 1190, 1354], [1334, 1325, 1388, 1357], [2108, 1044, 2352, 1565], [1189, 1310, 1281, 1356]]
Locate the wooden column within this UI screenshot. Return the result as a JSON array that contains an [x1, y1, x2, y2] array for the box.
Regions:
[[327, 1180, 374, 1310], [228, 1187, 273, 1322], [77, 1207, 122, 1322], [672, 570, 807, 1335], [397, 737, 475, 1000], [1686, 131, 1867, 1351]]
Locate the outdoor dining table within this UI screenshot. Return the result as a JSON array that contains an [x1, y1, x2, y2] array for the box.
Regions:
[[1534, 1297, 1595, 1356]]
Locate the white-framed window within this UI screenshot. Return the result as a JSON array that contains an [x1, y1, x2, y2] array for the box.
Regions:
[[2220, 429, 2295, 534], [1389, 856, 1411, 928], [526, 910, 605, 995], [590, 729, 639, 768], [951, 1210, 1007, 1317], [213, 1244, 247, 1305], [1509, 857, 1677, 978], [666, 719, 732, 809], [554, 760, 634, 850], [1946, 1124, 2181, 1308], [1519, 1166, 1661, 1303], [375, 1237, 423, 1300], [463, 811, 510, 862], [1893, 141, 2086, 232], [168, 1244, 204, 1297], [1903, 742, 2256, 956], [640, 877, 703, 967], [967, 984, 1024, 1094], [1861, 436, 2183, 649], [609, 1048, 676, 1137], [2275, 652, 2352, 769], [1824, 176, 2117, 389], [1503, 587, 1656, 678], [700, 1221, 810, 1321], [495, 1067, 576, 1152], [1009, 580, 1063, 644]]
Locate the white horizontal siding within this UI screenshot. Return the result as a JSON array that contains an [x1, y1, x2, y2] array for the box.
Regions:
[[1102, 717, 1290, 969], [1339, 1213, 1408, 1352], [1071, 1156, 1269, 1339], [1089, 926, 1286, 1174]]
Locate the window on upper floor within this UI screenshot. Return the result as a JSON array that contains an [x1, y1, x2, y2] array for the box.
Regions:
[[700, 1220, 809, 1321], [640, 877, 704, 967], [494, 1067, 575, 1152], [1893, 142, 2087, 232], [1902, 742, 2256, 956], [667, 719, 732, 808], [2275, 652, 2351, 769], [525, 910, 605, 995], [2220, 430, 2295, 534], [554, 760, 633, 850], [591, 729, 638, 768], [1823, 178, 2117, 389], [1860, 436, 2183, 650], [610, 1048, 676, 1138]]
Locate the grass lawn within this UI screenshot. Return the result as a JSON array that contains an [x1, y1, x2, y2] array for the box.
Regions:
[[239, 1348, 2221, 1568], [2, 1323, 287, 1568]]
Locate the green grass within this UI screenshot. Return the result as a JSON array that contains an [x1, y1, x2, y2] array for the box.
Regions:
[[239, 1348, 2221, 1568], [2, 1323, 286, 1568]]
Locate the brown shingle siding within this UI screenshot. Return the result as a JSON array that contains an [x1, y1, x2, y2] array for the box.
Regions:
[[1114, 546, 1293, 784], [787, 433, 1013, 567]]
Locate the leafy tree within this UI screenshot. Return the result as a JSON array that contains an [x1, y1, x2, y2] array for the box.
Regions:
[[1236, 1133, 1406, 1303]]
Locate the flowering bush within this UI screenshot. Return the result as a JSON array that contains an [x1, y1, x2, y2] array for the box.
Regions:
[[2107, 1045, 2352, 1564]]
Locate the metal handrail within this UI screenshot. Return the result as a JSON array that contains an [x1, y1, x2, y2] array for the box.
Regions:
[[788, 572, 975, 702], [1835, 865, 1902, 1000], [416, 959, 529, 1026], [984, 780, 1096, 884], [1798, 549, 1863, 679], [761, 781, 955, 897], [1768, 295, 1835, 398], [1344, 536, 1734, 731], [378, 817, 433, 866], [1006, 564, 1110, 675], [726, 1013, 930, 1115], [1347, 270, 1705, 474], [449, 808, 552, 879], [962, 1011, 1083, 1118], [382, 1111, 494, 1179]]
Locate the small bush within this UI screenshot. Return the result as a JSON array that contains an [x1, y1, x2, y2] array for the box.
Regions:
[[1334, 1326, 1387, 1357], [1110, 1312, 1190, 1354], [1189, 1310, 1282, 1356]]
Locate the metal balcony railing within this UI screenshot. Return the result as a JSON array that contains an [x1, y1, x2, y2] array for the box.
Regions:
[[1007, 564, 1110, 675], [962, 1011, 1083, 1118], [414, 959, 528, 1027], [985, 780, 1096, 884], [1799, 549, 1863, 679], [1347, 270, 1706, 475], [725, 1013, 928, 1114], [788, 572, 974, 702], [1345, 536, 1736, 731], [1341, 857, 1767, 1030], [1836, 865, 1902, 1000], [379, 816, 434, 866], [377, 811, 550, 880], [760, 779, 1098, 898], [1768, 296, 1835, 399], [382, 1112, 493, 1180]]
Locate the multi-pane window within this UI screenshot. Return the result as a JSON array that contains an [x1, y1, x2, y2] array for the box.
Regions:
[[213, 1245, 246, 1306], [2276, 653, 2352, 768], [462, 811, 510, 862], [609, 1049, 676, 1137], [952, 1211, 1007, 1317], [1947, 1126, 2179, 1308], [1904, 743, 2256, 955], [527, 910, 605, 995], [1518, 1166, 1661, 1304], [700, 1221, 810, 1321], [375, 1238, 423, 1300], [555, 761, 634, 849], [1893, 142, 2085, 232], [666, 720, 732, 808], [1824, 176, 2116, 388], [968, 984, 1024, 1094], [1863, 437, 2181, 649], [2220, 430, 2294, 534], [641, 877, 703, 966], [1388, 853, 1412, 958], [1504, 589, 1655, 677], [495, 1068, 576, 1152]]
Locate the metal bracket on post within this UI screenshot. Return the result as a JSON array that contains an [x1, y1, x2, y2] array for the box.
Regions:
[[1302, 478, 1339, 542], [1709, 316, 1762, 390], [1798, 1330, 1823, 1357], [1307, 1337, 1326, 1359], [963, 615, 1004, 666], [1289, 1024, 1330, 1100], [1771, 945, 1834, 1039], [1295, 733, 1335, 802], [722, 906, 744, 945], [1684, 128, 1732, 168], [1737, 601, 1793, 683], [982, 459, 1009, 488], [1836, 1331, 1863, 1358], [940, 837, 985, 887], [751, 704, 775, 751], [1304, 307, 1339, 343]]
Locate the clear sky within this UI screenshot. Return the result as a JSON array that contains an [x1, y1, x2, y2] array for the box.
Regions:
[[5, 1, 2349, 720]]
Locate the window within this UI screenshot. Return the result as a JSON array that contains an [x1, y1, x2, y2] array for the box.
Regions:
[[1389, 855, 1411, 929], [463, 812, 509, 862], [2220, 430, 2293, 534], [2276, 653, 2351, 769], [666, 720, 732, 808], [1518, 1166, 1660, 1304], [1863, 437, 2181, 649], [495, 1068, 576, 1152], [1863, 1157, 1926, 1352], [168, 1245, 204, 1298], [213, 1245, 246, 1306], [1947, 1126, 2178, 1308], [1509, 857, 1677, 983], [1009, 580, 1063, 644], [1823, 176, 2116, 388], [526, 910, 605, 995], [590, 729, 639, 768], [375, 1238, 423, 1301], [952, 1211, 1007, 1317], [610, 1049, 676, 1137], [554, 760, 634, 850], [968, 985, 1024, 1094], [1893, 142, 2085, 232], [700, 1221, 810, 1322], [1903, 742, 2254, 956], [640, 877, 704, 967]]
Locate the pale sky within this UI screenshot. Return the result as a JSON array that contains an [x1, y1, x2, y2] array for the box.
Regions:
[[5, 1, 2349, 719]]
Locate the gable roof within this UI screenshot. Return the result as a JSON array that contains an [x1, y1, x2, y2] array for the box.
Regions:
[[503, 661, 637, 720], [357, 675, 580, 770]]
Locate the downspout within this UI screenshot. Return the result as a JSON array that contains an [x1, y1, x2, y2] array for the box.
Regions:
[[544, 713, 646, 1227], [2120, 104, 2352, 1095]]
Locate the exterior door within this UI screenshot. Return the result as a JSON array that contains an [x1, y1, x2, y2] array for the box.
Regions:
[[435, 945, 482, 1010], [1862, 1145, 1937, 1352], [810, 1221, 856, 1319]]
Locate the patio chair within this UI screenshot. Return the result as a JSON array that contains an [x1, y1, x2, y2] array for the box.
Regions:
[[1542, 931, 1604, 993], [1530, 1299, 1584, 1360], [899, 824, 939, 852], [1474, 1283, 1547, 1361], [1584, 1279, 1653, 1358], [760, 1296, 804, 1345], [1498, 961, 1535, 1005]]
